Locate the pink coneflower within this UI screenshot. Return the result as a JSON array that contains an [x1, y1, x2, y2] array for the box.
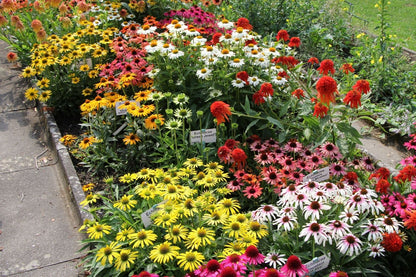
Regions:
[[264, 138, 279, 149], [279, 156, 297, 171], [339, 208, 359, 224], [292, 193, 308, 209], [338, 234, 362, 256], [328, 219, 351, 238], [319, 142, 340, 159], [250, 140, 267, 152], [369, 244, 385, 258], [135, 271, 159, 277], [393, 199, 410, 218], [197, 259, 221, 277], [274, 214, 297, 232], [308, 154, 324, 168], [303, 200, 331, 220], [301, 181, 319, 193], [347, 193, 370, 213], [322, 182, 337, 196], [243, 185, 263, 199], [280, 255, 308, 277], [329, 271, 349, 277], [219, 266, 239, 277], [404, 136, 416, 151], [280, 184, 298, 197], [227, 180, 243, 191], [242, 245, 265, 265], [330, 162, 347, 177], [310, 189, 328, 202], [218, 146, 232, 163], [265, 252, 287, 268], [289, 171, 304, 183], [258, 268, 284, 277], [299, 221, 329, 245], [234, 170, 246, 180], [362, 221, 383, 241], [252, 204, 279, 223], [361, 156, 375, 171], [254, 152, 273, 165], [406, 193, 416, 209], [262, 166, 280, 185], [284, 139, 303, 153], [221, 254, 248, 273], [296, 159, 313, 172], [400, 156, 416, 166]]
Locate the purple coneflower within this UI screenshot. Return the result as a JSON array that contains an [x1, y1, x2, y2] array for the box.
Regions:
[[280, 255, 308, 277], [337, 234, 362, 256], [242, 245, 265, 265]]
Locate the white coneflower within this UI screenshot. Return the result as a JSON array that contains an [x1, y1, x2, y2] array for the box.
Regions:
[[271, 76, 287, 86], [168, 49, 184, 59], [137, 24, 157, 35], [299, 221, 329, 246], [248, 76, 262, 86], [347, 193, 371, 213], [253, 57, 270, 68], [160, 42, 175, 54], [174, 108, 192, 119], [231, 79, 245, 88], [196, 68, 212, 80], [172, 93, 189, 105], [209, 88, 222, 98], [229, 58, 245, 68], [337, 234, 362, 256], [231, 27, 250, 39], [204, 56, 218, 66], [369, 244, 385, 258], [184, 28, 200, 36], [265, 252, 287, 268], [328, 220, 351, 239], [165, 119, 182, 130], [375, 216, 402, 234], [166, 20, 187, 34], [264, 46, 280, 57], [190, 36, 207, 46], [217, 19, 234, 29], [218, 48, 235, 58], [303, 200, 331, 221], [251, 204, 279, 223], [145, 40, 164, 53], [361, 221, 383, 241], [271, 65, 284, 73], [200, 45, 219, 58], [339, 207, 359, 224], [273, 214, 297, 232]]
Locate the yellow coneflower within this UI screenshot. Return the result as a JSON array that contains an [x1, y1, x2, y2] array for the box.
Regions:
[[21, 66, 37, 78], [59, 56, 72, 65], [123, 133, 141, 145], [164, 224, 188, 244], [134, 89, 152, 101], [80, 193, 99, 207], [79, 64, 90, 72], [184, 157, 203, 169], [144, 114, 164, 130], [115, 227, 135, 242], [185, 227, 215, 250], [38, 90, 52, 102], [82, 88, 93, 96], [87, 222, 111, 239], [88, 69, 99, 78], [82, 183, 95, 192], [96, 241, 121, 266], [119, 173, 138, 183], [92, 47, 107, 58], [128, 229, 158, 248], [79, 136, 96, 149], [36, 77, 50, 88], [149, 242, 180, 264], [25, 87, 39, 100], [177, 251, 205, 271], [138, 77, 154, 89], [114, 249, 138, 272], [113, 194, 137, 211], [59, 134, 77, 146]]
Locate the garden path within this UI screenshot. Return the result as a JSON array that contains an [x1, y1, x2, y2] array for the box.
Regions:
[[0, 41, 84, 277]]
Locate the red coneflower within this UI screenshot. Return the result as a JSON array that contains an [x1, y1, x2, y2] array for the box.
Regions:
[[381, 232, 403, 252], [375, 179, 391, 194], [210, 101, 232, 125], [280, 255, 308, 277], [308, 57, 320, 64], [259, 82, 274, 97], [219, 266, 238, 277], [6, 52, 18, 62], [217, 146, 232, 163], [231, 148, 247, 169], [242, 245, 264, 265], [352, 79, 370, 94], [404, 210, 416, 230], [369, 167, 390, 180], [288, 37, 301, 48], [243, 185, 263, 199], [262, 268, 283, 277], [211, 32, 222, 45], [343, 89, 362, 108], [316, 76, 338, 105], [236, 71, 249, 84], [317, 59, 336, 75], [291, 88, 304, 99], [253, 91, 265, 105], [30, 19, 43, 32], [276, 29, 290, 41], [340, 63, 355, 74], [313, 102, 329, 118], [394, 165, 416, 183], [236, 17, 253, 30]]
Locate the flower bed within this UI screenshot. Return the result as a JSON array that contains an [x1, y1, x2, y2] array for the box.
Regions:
[[2, 0, 416, 276]]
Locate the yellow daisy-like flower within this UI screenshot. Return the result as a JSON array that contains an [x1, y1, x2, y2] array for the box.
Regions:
[[38, 90, 52, 102], [177, 251, 205, 271], [87, 222, 111, 239], [116, 227, 135, 242], [217, 198, 240, 215], [21, 66, 37, 78], [216, 187, 233, 196], [79, 136, 96, 149], [36, 78, 50, 88], [161, 184, 185, 201], [92, 47, 107, 58], [96, 241, 121, 265], [114, 249, 138, 272], [213, 170, 229, 182], [202, 210, 229, 226], [134, 90, 152, 101], [181, 198, 199, 217], [238, 234, 259, 248], [144, 114, 164, 130], [59, 134, 77, 146], [88, 69, 99, 78], [123, 133, 141, 145], [153, 212, 178, 228], [247, 221, 269, 239], [80, 64, 90, 71], [80, 193, 99, 207], [59, 56, 73, 65], [224, 220, 247, 239], [184, 157, 203, 169], [164, 224, 188, 244], [82, 88, 93, 96], [119, 173, 138, 183], [25, 87, 39, 101], [128, 229, 158, 248], [223, 241, 246, 256], [149, 242, 180, 264], [137, 187, 157, 200], [72, 77, 80, 84], [82, 183, 95, 192], [204, 162, 224, 174], [178, 167, 196, 178], [186, 227, 215, 250], [113, 194, 137, 211]]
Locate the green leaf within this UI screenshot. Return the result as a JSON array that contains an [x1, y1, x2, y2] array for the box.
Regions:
[[266, 116, 283, 130], [303, 128, 312, 140], [245, 119, 259, 135]]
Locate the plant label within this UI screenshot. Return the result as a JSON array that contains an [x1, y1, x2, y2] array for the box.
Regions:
[[303, 166, 330, 182], [115, 100, 140, 116], [190, 128, 216, 145], [112, 122, 128, 136], [303, 254, 330, 275], [141, 204, 159, 228]]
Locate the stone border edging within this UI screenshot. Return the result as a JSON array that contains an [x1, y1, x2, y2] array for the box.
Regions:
[[37, 103, 93, 224]]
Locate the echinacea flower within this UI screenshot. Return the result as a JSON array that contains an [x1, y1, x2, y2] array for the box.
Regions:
[[149, 242, 180, 264], [242, 245, 264, 265], [210, 101, 232, 125], [96, 241, 121, 265], [317, 59, 335, 75], [288, 37, 301, 47], [343, 89, 362, 108], [337, 234, 362, 256], [340, 63, 355, 74], [381, 232, 402, 252], [128, 229, 158, 248], [280, 255, 308, 277], [352, 79, 370, 94], [276, 29, 290, 41], [316, 76, 338, 105], [87, 222, 111, 239], [329, 271, 349, 277], [299, 221, 329, 245], [115, 249, 138, 272], [313, 102, 329, 118], [177, 251, 205, 271]]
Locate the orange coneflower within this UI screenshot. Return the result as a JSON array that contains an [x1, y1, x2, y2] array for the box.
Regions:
[[210, 101, 232, 125], [316, 76, 338, 105], [144, 114, 164, 130]]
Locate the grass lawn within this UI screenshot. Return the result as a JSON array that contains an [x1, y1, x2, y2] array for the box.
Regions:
[[343, 0, 416, 50]]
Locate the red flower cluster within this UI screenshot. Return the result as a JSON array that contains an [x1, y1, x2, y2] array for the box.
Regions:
[[217, 139, 247, 170], [291, 88, 304, 99], [317, 59, 335, 75], [394, 165, 416, 183], [253, 83, 274, 105], [236, 71, 249, 84], [313, 102, 329, 118], [271, 56, 299, 68], [316, 76, 338, 105], [352, 79, 370, 94], [308, 57, 320, 64], [340, 63, 355, 74], [343, 89, 362, 108], [210, 101, 232, 125], [288, 37, 301, 48], [276, 29, 289, 41], [381, 232, 403, 252], [236, 17, 253, 30]]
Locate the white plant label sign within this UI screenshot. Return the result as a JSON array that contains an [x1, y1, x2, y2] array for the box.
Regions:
[[303, 166, 330, 182], [303, 254, 330, 275], [190, 128, 216, 145]]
